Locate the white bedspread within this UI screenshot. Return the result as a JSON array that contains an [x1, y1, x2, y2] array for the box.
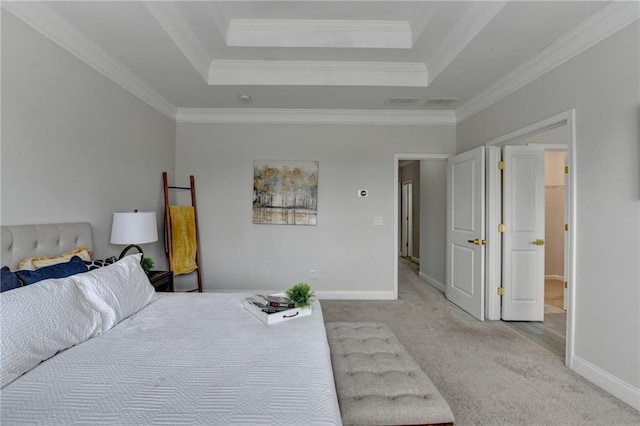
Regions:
[[1, 293, 342, 425]]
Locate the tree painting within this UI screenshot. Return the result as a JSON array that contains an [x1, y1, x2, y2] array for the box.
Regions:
[[253, 160, 318, 225]]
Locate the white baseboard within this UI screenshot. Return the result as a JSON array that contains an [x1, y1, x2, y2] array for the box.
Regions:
[[203, 288, 280, 294], [545, 274, 565, 281], [572, 355, 640, 411], [204, 289, 396, 300], [418, 271, 445, 294], [315, 291, 396, 300], [410, 256, 420, 264]]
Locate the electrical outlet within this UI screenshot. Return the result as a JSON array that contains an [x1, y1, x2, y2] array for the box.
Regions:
[[310, 269, 317, 280], [373, 216, 383, 226]]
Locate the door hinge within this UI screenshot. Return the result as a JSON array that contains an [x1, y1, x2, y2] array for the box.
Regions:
[[497, 287, 505, 296], [498, 161, 505, 170], [564, 165, 569, 174], [565, 223, 569, 232], [498, 223, 506, 233], [564, 281, 568, 289]]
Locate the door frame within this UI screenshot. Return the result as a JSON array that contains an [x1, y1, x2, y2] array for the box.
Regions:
[[485, 110, 576, 367], [394, 154, 452, 299]]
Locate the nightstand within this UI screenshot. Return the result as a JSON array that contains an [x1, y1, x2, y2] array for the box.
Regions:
[[147, 270, 173, 292]]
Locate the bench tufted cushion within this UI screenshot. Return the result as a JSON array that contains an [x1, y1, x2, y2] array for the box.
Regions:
[[326, 322, 454, 426]]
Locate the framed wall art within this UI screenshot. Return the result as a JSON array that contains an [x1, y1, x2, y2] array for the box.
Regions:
[[253, 160, 318, 225]]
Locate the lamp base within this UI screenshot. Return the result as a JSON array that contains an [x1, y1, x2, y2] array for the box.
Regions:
[[118, 244, 144, 260]]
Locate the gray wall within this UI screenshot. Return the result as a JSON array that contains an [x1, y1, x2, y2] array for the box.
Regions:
[[458, 23, 639, 396], [399, 161, 420, 260], [418, 160, 447, 290], [175, 123, 455, 296], [1, 12, 175, 267]]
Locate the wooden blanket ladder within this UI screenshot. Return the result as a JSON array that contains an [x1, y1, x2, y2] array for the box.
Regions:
[[163, 171, 203, 292]]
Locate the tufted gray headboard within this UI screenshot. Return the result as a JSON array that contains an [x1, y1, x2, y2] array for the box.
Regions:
[[1, 223, 93, 270]]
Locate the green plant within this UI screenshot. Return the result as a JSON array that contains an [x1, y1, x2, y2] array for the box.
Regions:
[[141, 256, 155, 275], [286, 283, 315, 308]]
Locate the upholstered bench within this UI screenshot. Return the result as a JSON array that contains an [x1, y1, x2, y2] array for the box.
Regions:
[[325, 322, 455, 426]]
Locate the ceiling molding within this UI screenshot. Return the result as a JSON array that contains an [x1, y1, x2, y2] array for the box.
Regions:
[[2, 2, 177, 119], [226, 19, 412, 49], [144, 1, 211, 83], [209, 60, 428, 86], [408, 2, 439, 44], [176, 108, 456, 126], [205, 1, 231, 42], [456, 1, 640, 123], [426, 1, 507, 84]]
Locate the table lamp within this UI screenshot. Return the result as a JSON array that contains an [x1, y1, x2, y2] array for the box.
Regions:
[[110, 210, 158, 259]]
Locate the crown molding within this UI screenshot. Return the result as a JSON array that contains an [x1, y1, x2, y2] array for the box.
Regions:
[[226, 18, 411, 49], [144, 1, 211, 82], [456, 1, 640, 123], [176, 108, 456, 126], [408, 2, 439, 44], [209, 60, 428, 86], [426, 1, 506, 84], [205, 1, 231, 42], [2, 2, 177, 119]]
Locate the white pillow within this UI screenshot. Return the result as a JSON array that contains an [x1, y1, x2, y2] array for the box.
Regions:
[[71, 253, 156, 332], [0, 278, 103, 388]]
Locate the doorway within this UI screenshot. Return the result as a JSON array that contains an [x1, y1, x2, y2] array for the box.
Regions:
[[394, 154, 451, 299], [484, 110, 576, 367], [506, 148, 568, 359], [543, 150, 567, 312], [400, 180, 414, 259]]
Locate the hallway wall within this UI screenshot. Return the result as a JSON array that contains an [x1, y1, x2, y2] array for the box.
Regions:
[[418, 160, 447, 290]]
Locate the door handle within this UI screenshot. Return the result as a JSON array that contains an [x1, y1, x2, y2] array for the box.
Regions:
[[467, 238, 486, 246], [531, 239, 545, 246]]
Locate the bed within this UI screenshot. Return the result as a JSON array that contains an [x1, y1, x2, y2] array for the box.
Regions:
[[0, 223, 342, 425]]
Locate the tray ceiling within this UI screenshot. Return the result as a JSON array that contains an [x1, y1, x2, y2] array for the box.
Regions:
[[3, 1, 637, 122]]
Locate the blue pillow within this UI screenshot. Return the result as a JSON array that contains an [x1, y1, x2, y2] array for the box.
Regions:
[[1, 266, 22, 292], [15, 256, 88, 286]]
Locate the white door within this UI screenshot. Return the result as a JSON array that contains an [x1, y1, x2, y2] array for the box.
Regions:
[[446, 147, 485, 320], [401, 181, 412, 258], [502, 145, 545, 321]]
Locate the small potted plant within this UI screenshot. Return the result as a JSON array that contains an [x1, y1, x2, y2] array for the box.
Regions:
[[141, 256, 155, 275], [286, 283, 315, 308]]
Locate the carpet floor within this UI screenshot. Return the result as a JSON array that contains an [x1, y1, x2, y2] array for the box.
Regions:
[[320, 258, 640, 425]]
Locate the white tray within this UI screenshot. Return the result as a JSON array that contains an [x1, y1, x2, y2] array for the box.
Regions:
[[243, 298, 312, 325]]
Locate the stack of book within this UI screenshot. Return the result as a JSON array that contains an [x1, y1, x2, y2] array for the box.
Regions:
[[243, 293, 312, 325]]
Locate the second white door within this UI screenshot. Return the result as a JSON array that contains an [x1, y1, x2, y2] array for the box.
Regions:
[[502, 145, 546, 321]]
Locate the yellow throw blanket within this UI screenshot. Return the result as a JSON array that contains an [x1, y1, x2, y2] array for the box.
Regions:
[[169, 205, 198, 275]]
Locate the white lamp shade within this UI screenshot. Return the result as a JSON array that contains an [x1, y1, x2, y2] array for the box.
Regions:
[[110, 211, 158, 245]]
